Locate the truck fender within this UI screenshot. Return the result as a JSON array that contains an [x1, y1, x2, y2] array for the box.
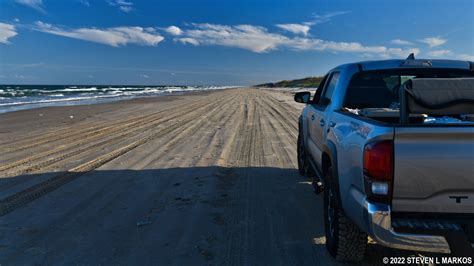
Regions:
[[298, 115, 306, 141], [322, 140, 338, 183], [322, 140, 347, 214], [298, 115, 303, 132]]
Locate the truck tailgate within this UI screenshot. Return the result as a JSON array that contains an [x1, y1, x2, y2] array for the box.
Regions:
[[392, 127, 474, 213]]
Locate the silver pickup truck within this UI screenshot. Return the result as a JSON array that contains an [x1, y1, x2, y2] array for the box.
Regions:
[[294, 56, 474, 262]]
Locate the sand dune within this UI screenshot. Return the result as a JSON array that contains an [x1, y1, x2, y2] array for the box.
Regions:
[[0, 88, 426, 264]]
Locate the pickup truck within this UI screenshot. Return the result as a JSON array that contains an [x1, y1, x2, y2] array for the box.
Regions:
[[294, 56, 474, 262]]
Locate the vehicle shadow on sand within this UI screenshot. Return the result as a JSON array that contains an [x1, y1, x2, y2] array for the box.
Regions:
[[0, 166, 428, 265]]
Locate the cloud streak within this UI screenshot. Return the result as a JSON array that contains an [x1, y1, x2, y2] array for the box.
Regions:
[[0, 23, 18, 44], [108, 0, 134, 13], [419, 36, 447, 47], [33, 21, 164, 47], [310, 11, 350, 24], [275, 11, 349, 36], [176, 37, 199, 46], [15, 0, 45, 13], [391, 39, 413, 45], [275, 23, 311, 36]]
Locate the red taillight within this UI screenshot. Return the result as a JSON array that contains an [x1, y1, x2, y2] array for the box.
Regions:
[[363, 141, 393, 181], [363, 140, 393, 203]]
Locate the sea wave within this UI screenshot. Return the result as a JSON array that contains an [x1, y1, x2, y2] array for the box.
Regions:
[[62, 87, 98, 92], [0, 94, 122, 107], [0, 85, 239, 113]]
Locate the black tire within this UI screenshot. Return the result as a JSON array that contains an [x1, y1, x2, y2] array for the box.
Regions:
[[324, 166, 367, 262], [297, 131, 315, 177]]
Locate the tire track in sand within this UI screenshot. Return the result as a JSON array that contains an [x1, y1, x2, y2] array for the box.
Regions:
[[223, 90, 266, 265], [0, 93, 228, 176], [0, 91, 236, 216], [0, 95, 210, 151], [0, 95, 221, 166]]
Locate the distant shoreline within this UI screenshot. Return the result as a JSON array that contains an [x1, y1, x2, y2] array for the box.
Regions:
[[255, 76, 323, 88]]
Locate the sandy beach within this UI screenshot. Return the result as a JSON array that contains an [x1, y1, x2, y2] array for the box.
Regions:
[[0, 88, 424, 264]]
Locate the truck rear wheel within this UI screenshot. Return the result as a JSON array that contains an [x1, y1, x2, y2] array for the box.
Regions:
[[297, 131, 315, 177], [324, 166, 367, 262]]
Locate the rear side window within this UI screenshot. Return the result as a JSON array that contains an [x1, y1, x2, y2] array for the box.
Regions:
[[320, 72, 340, 106], [312, 74, 329, 103]]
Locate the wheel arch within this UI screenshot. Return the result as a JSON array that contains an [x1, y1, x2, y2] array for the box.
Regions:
[[322, 140, 338, 181], [298, 115, 303, 132], [322, 140, 345, 213]]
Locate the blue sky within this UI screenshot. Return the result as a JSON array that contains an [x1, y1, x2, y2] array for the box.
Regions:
[[0, 0, 473, 85]]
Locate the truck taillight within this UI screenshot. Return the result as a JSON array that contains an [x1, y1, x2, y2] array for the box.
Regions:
[[363, 140, 393, 203]]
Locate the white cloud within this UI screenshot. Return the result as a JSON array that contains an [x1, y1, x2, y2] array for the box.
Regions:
[[184, 24, 288, 53], [419, 36, 447, 47], [139, 74, 149, 78], [15, 0, 45, 13], [0, 23, 18, 44], [457, 54, 474, 61], [33, 21, 164, 47], [108, 0, 134, 13], [163, 26, 182, 36], [427, 49, 452, 57], [390, 39, 413, 46], [177, 37, 199, 46], [275, 23, 310, 36], [275, 11, 349, 37], [177, 23, 420, 57], [285, 38, 420, 58]]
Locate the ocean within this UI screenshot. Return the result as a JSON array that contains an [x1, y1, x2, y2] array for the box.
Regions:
[[0, 85, 237, 113]]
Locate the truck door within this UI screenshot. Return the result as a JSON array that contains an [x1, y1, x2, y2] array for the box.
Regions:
[[307, 72, 340, 171]]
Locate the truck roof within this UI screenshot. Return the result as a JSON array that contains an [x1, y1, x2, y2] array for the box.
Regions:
[[334, 59, 473, 72]]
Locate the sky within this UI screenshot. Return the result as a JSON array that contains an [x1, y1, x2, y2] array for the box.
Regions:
[[0, 0, 473, 85]]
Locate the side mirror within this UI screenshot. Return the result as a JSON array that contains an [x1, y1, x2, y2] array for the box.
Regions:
[[294, 91, 311, 104]]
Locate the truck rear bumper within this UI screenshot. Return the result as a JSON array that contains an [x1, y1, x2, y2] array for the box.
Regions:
[[364, 201, 451, 254]]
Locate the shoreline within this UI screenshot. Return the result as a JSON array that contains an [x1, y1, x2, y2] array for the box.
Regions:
[[0, 86, 308, 115], [0, 86, 240, 114], [0, 88, 227, 115]]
